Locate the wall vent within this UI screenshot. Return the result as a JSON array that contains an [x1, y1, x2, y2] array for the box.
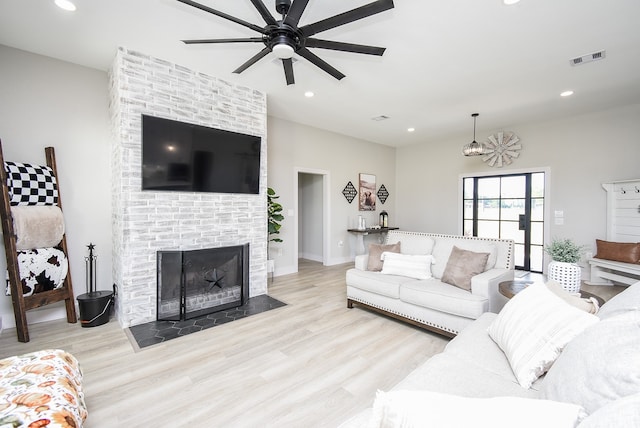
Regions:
[[371, 115, 390, 121], [570, 50, 606, 66]]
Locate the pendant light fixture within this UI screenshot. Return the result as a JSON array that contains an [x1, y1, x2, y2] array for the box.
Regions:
[[462, 113, 485, 156]]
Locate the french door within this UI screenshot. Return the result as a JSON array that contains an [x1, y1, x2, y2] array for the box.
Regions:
[[462, 172, 545, 272]]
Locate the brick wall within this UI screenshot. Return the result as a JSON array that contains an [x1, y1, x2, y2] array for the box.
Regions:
[[109, 48, 268, 327]]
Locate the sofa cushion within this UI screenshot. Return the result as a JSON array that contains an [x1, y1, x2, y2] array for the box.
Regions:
[[399, 279, 488, 319], [346, 268, 410, 299], [595, 239, 640, 264], [431, 238, 497, 279], [441, 246, 490, 291], [367, 242, 401, 271], [381, 252, 434, 280], [487, 282, 600, 389], [597, 280, 640, 320], [540, 311, 640, 415], [577, 392, 640, 428], [370, 390, 586, 428], [389, 234, 435, 256]]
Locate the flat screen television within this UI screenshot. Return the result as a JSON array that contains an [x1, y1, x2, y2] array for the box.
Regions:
[[141, 115, 261, 194]]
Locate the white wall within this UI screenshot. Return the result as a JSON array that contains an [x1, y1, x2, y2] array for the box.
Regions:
[[0, 45, 112, 329], [396, 103, 640, 271], [267, 116, 396, 274]]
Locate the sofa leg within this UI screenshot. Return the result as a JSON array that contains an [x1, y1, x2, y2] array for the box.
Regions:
[[347, 299, 353, 309]]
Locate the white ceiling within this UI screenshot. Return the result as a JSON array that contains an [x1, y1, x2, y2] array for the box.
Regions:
[[1, 0, 640, 147]]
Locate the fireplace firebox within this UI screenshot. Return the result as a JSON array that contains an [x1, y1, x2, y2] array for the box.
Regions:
[[157, 244, 249, 321]]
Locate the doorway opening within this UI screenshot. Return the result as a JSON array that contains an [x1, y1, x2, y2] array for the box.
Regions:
[[293, 168, 330, 273]]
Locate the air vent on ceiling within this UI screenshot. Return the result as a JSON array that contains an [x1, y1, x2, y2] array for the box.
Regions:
[[570, 50, 606, 66], [371, 115, 390, 121]]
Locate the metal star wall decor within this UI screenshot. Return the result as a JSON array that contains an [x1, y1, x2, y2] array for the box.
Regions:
[[377, 184, 389, 204], [342, 181, 357, 203]]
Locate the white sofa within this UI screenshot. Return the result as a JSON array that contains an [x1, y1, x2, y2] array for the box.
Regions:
[[346, 230, 515, 337], [341, 281, 640, 428]]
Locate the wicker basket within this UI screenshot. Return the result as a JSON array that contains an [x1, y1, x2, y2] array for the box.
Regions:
[[548, 261, 582, 294]]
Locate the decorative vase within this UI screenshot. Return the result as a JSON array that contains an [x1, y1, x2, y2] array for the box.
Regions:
[[548, 261, 582, 294]]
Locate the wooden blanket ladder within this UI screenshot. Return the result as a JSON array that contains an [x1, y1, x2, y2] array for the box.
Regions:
[[0, 139, 77, 342]]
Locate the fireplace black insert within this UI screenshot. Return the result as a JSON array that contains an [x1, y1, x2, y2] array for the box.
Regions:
[[157, 244, 249, 321]]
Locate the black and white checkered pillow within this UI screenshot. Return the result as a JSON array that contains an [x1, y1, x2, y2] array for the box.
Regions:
[[4, 161, 58, 206]]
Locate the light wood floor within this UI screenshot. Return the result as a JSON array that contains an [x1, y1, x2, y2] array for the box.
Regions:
[[0, 260, 449, 427]]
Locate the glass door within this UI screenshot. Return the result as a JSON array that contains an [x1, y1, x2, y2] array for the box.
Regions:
[[463, 172, 545, 272]]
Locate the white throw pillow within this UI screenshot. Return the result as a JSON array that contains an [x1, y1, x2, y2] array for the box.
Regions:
[[380, 252, 433, 280], [370, 390, 586, 428], [487, 282, 600, 389]]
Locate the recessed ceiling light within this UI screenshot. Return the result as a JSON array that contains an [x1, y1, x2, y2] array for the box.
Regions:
[[407, 128, 415, 132], [55, 0, 76, 11], [560, 90, 574, 97], [304, 91, 314, 98], [503, 0, 521, 4]]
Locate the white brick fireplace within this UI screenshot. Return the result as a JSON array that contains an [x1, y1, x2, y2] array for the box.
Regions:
[[109, 48, 268, 328]]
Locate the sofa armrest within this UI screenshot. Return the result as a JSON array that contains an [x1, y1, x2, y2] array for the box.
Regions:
[[470, 268, 514, 313], [355, 254, 369, 271]]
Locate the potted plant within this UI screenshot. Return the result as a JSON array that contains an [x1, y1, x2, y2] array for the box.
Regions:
[[544, 238, 586, 294], [267, 187, 284, 274]]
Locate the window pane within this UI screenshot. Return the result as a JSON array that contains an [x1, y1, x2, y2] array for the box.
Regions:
[[477, 177, 500, 199], [531, 198, 544, 221], [464, 200, 473, 219], [501, 221, 524, 244], [531, 221, 544, 245], [501, 175, 526, 198], [532, 173, 545, 198], [463, 220, 473, 236], [501, 199, 525, 221], [464, 178, 474, 199], [477, 220, 500, 239], [478, 199, 500, 220], [514, 243, 524, 268], [530, 245, 544, 272]]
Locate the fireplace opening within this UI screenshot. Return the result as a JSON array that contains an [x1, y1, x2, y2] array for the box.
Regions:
[[157, 244, 249, 321]]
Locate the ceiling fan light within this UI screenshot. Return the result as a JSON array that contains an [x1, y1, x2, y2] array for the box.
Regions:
[[273, 43, 295, 59]]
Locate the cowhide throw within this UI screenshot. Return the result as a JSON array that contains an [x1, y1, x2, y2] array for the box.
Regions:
[[5, 247, 68, 297]]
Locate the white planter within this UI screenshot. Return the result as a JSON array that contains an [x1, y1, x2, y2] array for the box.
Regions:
[[548, 261, 582, 294]]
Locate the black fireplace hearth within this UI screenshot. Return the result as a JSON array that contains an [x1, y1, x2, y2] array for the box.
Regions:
[[157, 244, 249, 321]]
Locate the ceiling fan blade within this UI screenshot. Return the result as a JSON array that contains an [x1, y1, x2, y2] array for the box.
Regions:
[[305, 38, 386, 56], [282, 0, 310, 27], [283, 59, 295, 85], [182, 37, 264, 44], [176, 0, 265, 34], [249, 0, 277, 26], [233, 47, 271, 74], [300, 0, 394, 37], [296, 47, 345, 80]]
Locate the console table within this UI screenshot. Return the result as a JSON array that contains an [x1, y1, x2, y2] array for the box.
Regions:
[[347, 227, 399, 255]]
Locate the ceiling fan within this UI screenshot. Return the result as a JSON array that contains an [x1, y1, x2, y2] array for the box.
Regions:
[[176, 0, 394, 85]]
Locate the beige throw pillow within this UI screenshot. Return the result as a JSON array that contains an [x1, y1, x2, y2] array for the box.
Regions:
[[487, 282, 600, 389], [441, 246, 489, 291], [367, 242, 401, 271]]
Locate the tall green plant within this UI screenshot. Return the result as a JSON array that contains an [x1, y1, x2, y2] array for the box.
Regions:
[[268, 187, 284, 244]]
